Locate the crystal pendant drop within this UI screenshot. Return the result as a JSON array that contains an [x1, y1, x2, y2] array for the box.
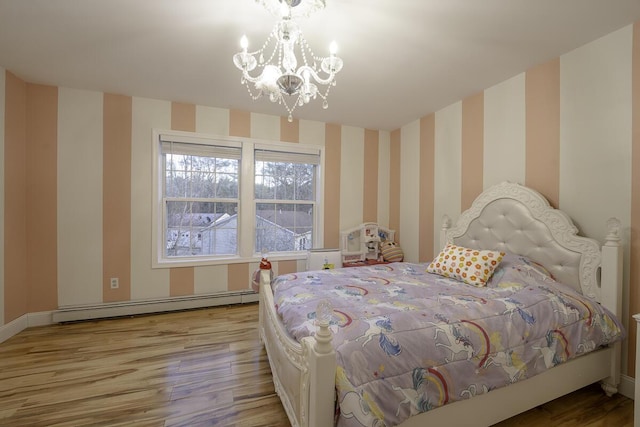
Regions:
[[241, 76, 245, 84], [288, 114, 293, 123], [322, 100, 328, 109], [259, 53, 264, 64]]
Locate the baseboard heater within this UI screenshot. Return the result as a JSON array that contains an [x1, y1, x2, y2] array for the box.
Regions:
[[52, 291, 259, 323]]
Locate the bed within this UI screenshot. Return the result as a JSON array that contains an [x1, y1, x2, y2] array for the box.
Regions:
[[258, 182, 624, 427]]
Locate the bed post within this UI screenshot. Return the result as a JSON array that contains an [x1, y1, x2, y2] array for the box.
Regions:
[[440, 214, 452, 249], [600, 217, 623, 396], [258, 268, 272, 344], [305, 302, 337, 427]]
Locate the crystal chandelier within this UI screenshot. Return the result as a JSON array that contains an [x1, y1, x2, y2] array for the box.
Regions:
[[233, 0, 343, 122]]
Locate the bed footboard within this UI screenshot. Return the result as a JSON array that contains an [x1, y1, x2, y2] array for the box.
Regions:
[[259, 269, 337, 427]]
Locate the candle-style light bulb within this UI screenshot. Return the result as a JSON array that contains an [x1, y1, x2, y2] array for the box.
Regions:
[[240, 35, 249, 52], [329, 41, 338, 56]]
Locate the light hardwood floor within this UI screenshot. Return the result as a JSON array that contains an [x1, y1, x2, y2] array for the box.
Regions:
[[0, 303, 632, 426]]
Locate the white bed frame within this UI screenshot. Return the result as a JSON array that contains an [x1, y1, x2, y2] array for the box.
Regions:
[[258, 182, 623, 427]]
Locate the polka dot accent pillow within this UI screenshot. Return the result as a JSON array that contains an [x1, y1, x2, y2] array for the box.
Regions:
[[427, 244, 505, 287]]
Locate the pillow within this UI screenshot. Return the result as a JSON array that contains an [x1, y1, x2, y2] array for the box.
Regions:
[[380, 241, 404, 262], [427, 244, 504, 287]]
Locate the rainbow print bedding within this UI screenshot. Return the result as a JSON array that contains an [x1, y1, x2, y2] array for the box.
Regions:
[[271, 254, 625, 427]]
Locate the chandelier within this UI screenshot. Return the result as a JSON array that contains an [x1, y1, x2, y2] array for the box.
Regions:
[[232, 0, 343, 122]]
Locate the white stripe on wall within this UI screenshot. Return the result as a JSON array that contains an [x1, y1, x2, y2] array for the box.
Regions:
[[434, 102, 463, 255], [131, 97, 171, 300], [0, 68, 5, 324], [250, 112, 280, 141], [400, 120, 420, 262], [193, 106, 233, 293], [57, 88, 104, 306], [195, 106, 230, 136], [377, 131, 391, 228], [560, 25, 633, 374], [299, 119, 326, 246], [194, 264, 230, 294], [484, 73, 526, 189], [299, 119, 325, 147], [339, 126, 365, 230], [559, 26, 632, 242]]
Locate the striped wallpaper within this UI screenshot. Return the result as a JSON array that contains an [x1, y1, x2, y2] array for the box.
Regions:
[[2, 23, 640, 379]]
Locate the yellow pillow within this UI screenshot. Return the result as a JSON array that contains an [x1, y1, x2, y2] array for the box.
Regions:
[[427, 244, 504, 287]]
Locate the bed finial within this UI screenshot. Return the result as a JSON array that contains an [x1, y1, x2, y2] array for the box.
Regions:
[[442, 214, 451, 230], [314, 300, 334, 354], [604, 217, 621, 246], [439, 215, 452, 249]]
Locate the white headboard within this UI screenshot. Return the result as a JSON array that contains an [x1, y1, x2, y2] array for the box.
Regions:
[[441, 182, 616, 301]]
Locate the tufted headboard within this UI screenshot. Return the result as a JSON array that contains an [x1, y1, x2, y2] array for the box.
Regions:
[[441, 182, 604, 300]]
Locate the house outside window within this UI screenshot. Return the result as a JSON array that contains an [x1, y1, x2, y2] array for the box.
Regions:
[[163, 140, 241, 257], [152, 130, 323, 267], [254, 149, 318, 253]]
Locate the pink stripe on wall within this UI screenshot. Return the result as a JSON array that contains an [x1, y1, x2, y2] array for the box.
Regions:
[[228, 263, 249, 292], [629, 22, 640, 377], [103, 94, 132, 303], [4, 71, 27, 322], [171, 102, 196, 132], [277, 260, 297, 275], [280, 116, 299, 143], [229, 109, 250, 138], [419, 115, 435, 262], [169, 102, 196, 297], [170, 267, 195, 296], [461, 93, 484, 211], [389, 129, 401, 243], [26, 84, 58, 312], [525, 58, 560, 208], [324, 124, 341, 248], [363, 129, 379, 223]]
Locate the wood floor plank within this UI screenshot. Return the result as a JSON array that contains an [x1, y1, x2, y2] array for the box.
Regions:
[[0, 302, 632, 426]]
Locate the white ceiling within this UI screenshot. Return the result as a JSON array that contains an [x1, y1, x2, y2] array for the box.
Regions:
[[1, 0, 640, 131]]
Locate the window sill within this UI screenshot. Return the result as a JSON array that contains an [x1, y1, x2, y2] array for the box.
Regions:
[[152, 252, 307, 269]]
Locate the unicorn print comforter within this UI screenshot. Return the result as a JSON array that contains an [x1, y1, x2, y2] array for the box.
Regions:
[[271, 254, 624, 427]]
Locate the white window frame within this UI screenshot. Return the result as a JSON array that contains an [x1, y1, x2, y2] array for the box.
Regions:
[[151, 129, 324, 268]]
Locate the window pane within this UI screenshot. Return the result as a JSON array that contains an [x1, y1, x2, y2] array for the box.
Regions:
[[165, 168, 188, 198], [255, 161, 315, 201], [165, 201, 238, 257], [255, 203, 313, 252], [216, 172, 239, 198], [165, 153, 238, 199]]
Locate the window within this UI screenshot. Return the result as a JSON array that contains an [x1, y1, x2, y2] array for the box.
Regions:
[[254, 149, 319, 253], [153, 130, 323, 267], [162, 139, 241, 258]]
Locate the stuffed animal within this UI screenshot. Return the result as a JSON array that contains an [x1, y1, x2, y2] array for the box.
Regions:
[[380, 241, 404, 262]]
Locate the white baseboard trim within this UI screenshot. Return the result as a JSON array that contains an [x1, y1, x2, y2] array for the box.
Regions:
[[619, 374, 634, 400], [0, 314, 28, 344], [51, 290, 259, 323], [0, 310, 53, 344], [28, 310, 53, 327], [0, 291, 259, 344]]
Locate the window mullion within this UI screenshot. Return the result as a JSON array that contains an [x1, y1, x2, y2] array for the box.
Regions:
[[239, 143, 255, 258]]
